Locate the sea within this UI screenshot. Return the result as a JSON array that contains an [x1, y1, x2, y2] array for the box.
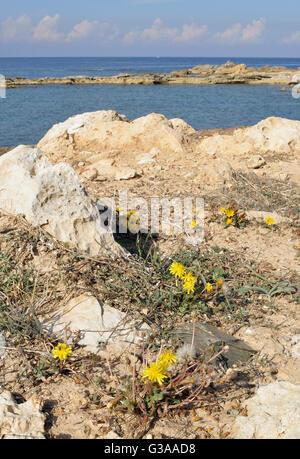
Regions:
[[1, 57, 300, 147]]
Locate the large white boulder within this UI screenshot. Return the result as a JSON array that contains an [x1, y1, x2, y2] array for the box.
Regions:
[[37, 110, 195, 166], [0, 146, 125, 258], [196, 117, 300, 158]]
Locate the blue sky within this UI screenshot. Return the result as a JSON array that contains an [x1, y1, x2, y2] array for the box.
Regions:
[[0, 0, 300, 56]]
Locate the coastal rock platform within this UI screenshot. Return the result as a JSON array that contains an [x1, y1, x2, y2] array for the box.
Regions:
[[6, 61, 300, 88]]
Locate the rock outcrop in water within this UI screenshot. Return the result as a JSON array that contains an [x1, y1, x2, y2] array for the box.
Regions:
[[5, 61, 300, 88]]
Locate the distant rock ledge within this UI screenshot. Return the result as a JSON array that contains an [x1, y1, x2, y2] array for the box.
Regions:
[[6, 61, 300, 88]]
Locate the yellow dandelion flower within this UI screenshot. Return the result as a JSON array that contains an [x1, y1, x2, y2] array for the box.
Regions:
[[226, 218, 233, 225], [220, 207, 226, 213], [206, 283, 213, 294], [127, 210, 138, 218], [225, 208, 235, 218], [169, 262, 186, 279], [142, 362, 168, 386], [297, 244, 300, 251], [190, 221, 198, 229], [192, 417, 200, 423], [52, 343, 72, 361], [159, 350, 177, 368], [183, 281, 195, 295], [183, 271, 196, 281], [266, 217, 275, 226], [182, 272, 197, 295], [127, 214, 140, 234]]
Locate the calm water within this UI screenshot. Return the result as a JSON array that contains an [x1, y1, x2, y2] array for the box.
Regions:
[[0, 57, 300, 146]]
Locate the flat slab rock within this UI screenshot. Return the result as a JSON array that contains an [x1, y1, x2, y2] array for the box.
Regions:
[[174, 322, 256, 368], [42, 294, 150, 354]]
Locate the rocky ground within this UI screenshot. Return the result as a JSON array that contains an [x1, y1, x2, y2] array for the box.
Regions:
[[0, 111, 299, 439], [5, 61, 300, 88]]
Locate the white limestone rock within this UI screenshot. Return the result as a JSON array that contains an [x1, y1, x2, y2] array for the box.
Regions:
[[232, 381, 300, 439], [37, 111, 189, 165], [196, 117, 300, 157], [0, 391, 46, 439], [247, 155, 266, 169], [115, 167, 137, 181], [42, 294, 150, 353], [0, 146, 125, 258]]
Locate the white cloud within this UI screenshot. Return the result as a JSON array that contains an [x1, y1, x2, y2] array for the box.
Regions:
[[33, 14, 63, 42], [1, 14, 269, 47], [174, 23, 207, 43], [214, 18, 266, 44], [0, 15, 32, 42], [0, 14, 63, 43], [66, 20, 119, 42], [123, 29, 141, 44], [0, 14, 119, 44], [242, 18, 265, 42], [214, 23, 243, 43], [142, 18, 178, 42], [66, 20, 99, 41], [123, 18, 207, 44], [283, 31, 300, 44]]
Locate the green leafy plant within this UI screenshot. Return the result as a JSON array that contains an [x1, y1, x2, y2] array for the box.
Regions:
[[237, 281, 297, 299]]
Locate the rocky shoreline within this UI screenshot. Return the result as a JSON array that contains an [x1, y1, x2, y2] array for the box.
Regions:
[[6, 61, 300, 88]]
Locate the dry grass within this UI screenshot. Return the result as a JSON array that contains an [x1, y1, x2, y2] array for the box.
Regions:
[[205, 171, 300, 219], [1, 211, 298, 345]]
